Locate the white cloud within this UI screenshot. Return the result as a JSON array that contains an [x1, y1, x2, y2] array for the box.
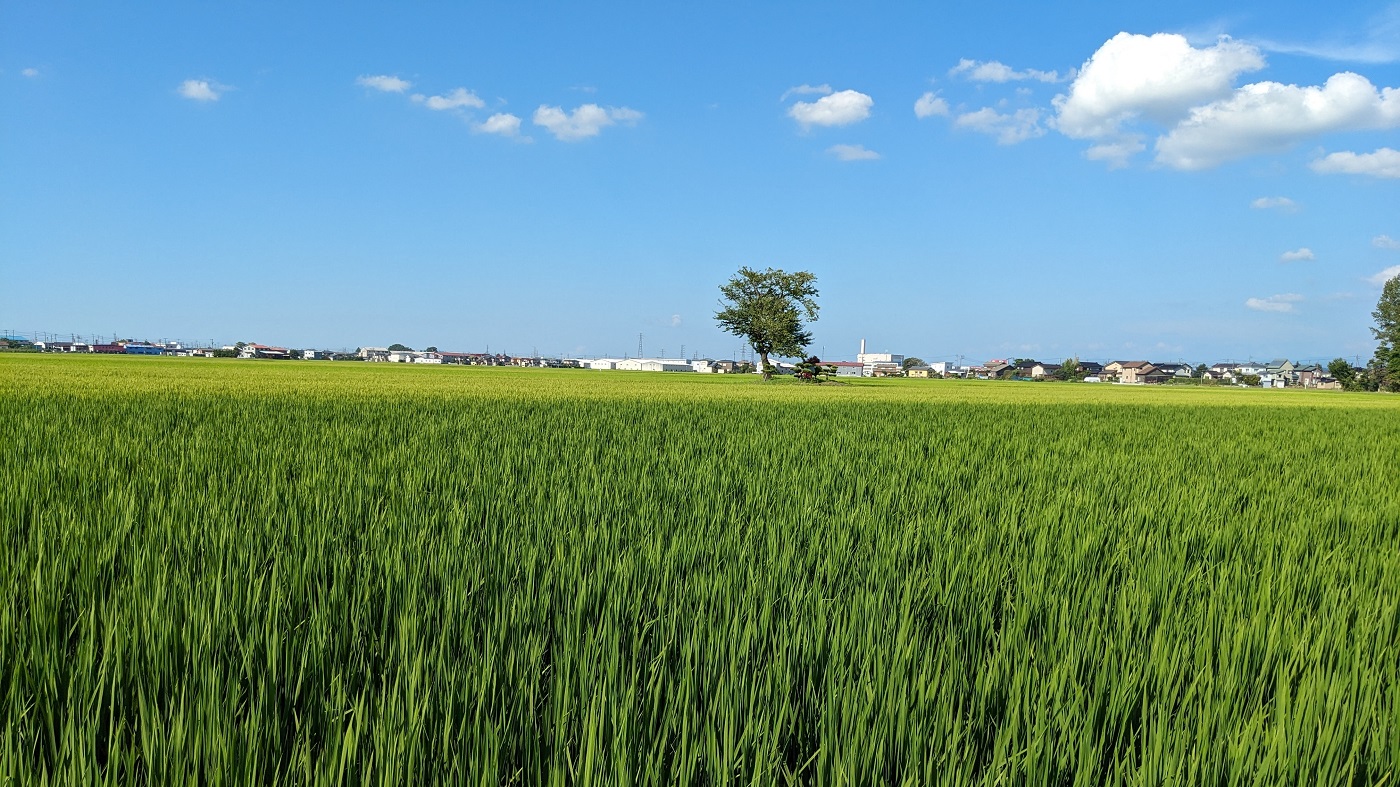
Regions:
[[357, 74, 412, 93], [950, 58, 1064, 83], [21, 67, 39, 78], [780, 84, 832, 102], [1375, 235, 1400, 250], [913, 92, 950, 118], [178, 79, 226, 102], [1280, 247, 1315, 262], [670, 314, 682, 327], [788, 89, 873, 128], [1245, 293, 1303, 312], [412, 88, 486, 111], [1155, 73, 1400, 169], [532, 103, 642, 141], [1369, 265, 1400, 285], [1053, 34, 1265, 141], [827, 144, 881, 161], [955, 107, 1045, 144], [1311, 147, 1400, 178], [1251, 196, 1298, 211], [476, 113, 523, 137]]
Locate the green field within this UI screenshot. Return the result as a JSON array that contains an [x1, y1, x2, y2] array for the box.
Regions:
[[3, 354, 1398, 785]]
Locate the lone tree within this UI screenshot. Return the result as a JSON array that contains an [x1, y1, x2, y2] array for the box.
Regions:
[[715, 267, 819, 380], [1371, 273, 1400, 392]]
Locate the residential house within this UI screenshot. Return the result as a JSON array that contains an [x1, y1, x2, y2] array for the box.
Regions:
[[984, 360, 1013, 379], [828, 361, 864, 377], [1010, 360, 1039, 378], [240, 344, 291, 359], [1031, 362, 1062, 379], [1206, 362, 1237, 382], [1109, 361, 1154, 384], [1151, 362, 1193, 378], [906, 366, 934, 378], [1141, 367, 1174, 384]]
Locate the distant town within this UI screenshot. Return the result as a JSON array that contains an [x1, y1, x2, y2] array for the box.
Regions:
[[3, 331, 1365, 391]]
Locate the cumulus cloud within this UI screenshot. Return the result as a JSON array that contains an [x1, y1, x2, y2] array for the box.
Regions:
[[178, 79, 226, 102], [476, 113, 523, 137], [780, 84, 832, 101], [827, 144, 881, 161], [21, 67, 39, 78], [1245, 293, 1303, 312], [1053, 34, 1265, 141], [913, 92, 950, 118], [788, 89, 873, 127], [955, 107, 1045, 144], [951, 58, 1065, 83], [670, 314, 682, 327], [1375, 234, 1400, 249], [1155, 72, 1400, 169], [1280, 247, 1316, 262], [412, 88, 486, 111], [532, 103, 642, 141], [1369, 265, 1400, 285], [1311, 147, 1400, 178], [357, 74, 412, 93], [1251, 196, 1298, 211]]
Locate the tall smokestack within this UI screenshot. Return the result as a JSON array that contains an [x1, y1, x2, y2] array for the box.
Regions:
[[860, 338, 866, 355]]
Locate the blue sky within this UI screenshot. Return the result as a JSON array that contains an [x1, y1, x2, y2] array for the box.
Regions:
[[4, 1, 1399, 363]]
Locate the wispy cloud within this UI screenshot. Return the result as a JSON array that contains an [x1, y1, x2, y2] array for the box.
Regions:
[[357, 74, 412, 93], [1245, 293, 1303, 312], [780, 84, 833, 102], [412, 88, 486, 111], [1280, 247, 1315, 262], [950, 58, 1066, 83], [21, 67, 39, 78], [1253, 5, 1400, 64], [1251, 196, 1298, 212], [1375, 234, 1400, 250], [955, 107, 1045, 144], [827, 144, 881, 161], [178, 79, 227, 102]]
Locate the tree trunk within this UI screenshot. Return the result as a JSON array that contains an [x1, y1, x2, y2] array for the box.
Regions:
[[759, 351, 772, 380]]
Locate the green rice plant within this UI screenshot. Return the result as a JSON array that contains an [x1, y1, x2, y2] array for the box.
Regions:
[[0, 354, 1397, 785]]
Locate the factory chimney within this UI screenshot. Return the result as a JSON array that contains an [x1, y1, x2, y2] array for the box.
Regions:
[[860, 338, 866, 356]]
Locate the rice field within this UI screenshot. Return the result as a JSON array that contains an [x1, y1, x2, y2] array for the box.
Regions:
[[2, 354, 1398, 785]]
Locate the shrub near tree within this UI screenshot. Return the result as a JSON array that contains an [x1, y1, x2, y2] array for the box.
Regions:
[[793, 356, 833, 383]]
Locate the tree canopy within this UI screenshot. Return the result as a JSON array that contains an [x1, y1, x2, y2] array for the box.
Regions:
[[1372, 275, 1400, 392], [714, 267, 819, 380]]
